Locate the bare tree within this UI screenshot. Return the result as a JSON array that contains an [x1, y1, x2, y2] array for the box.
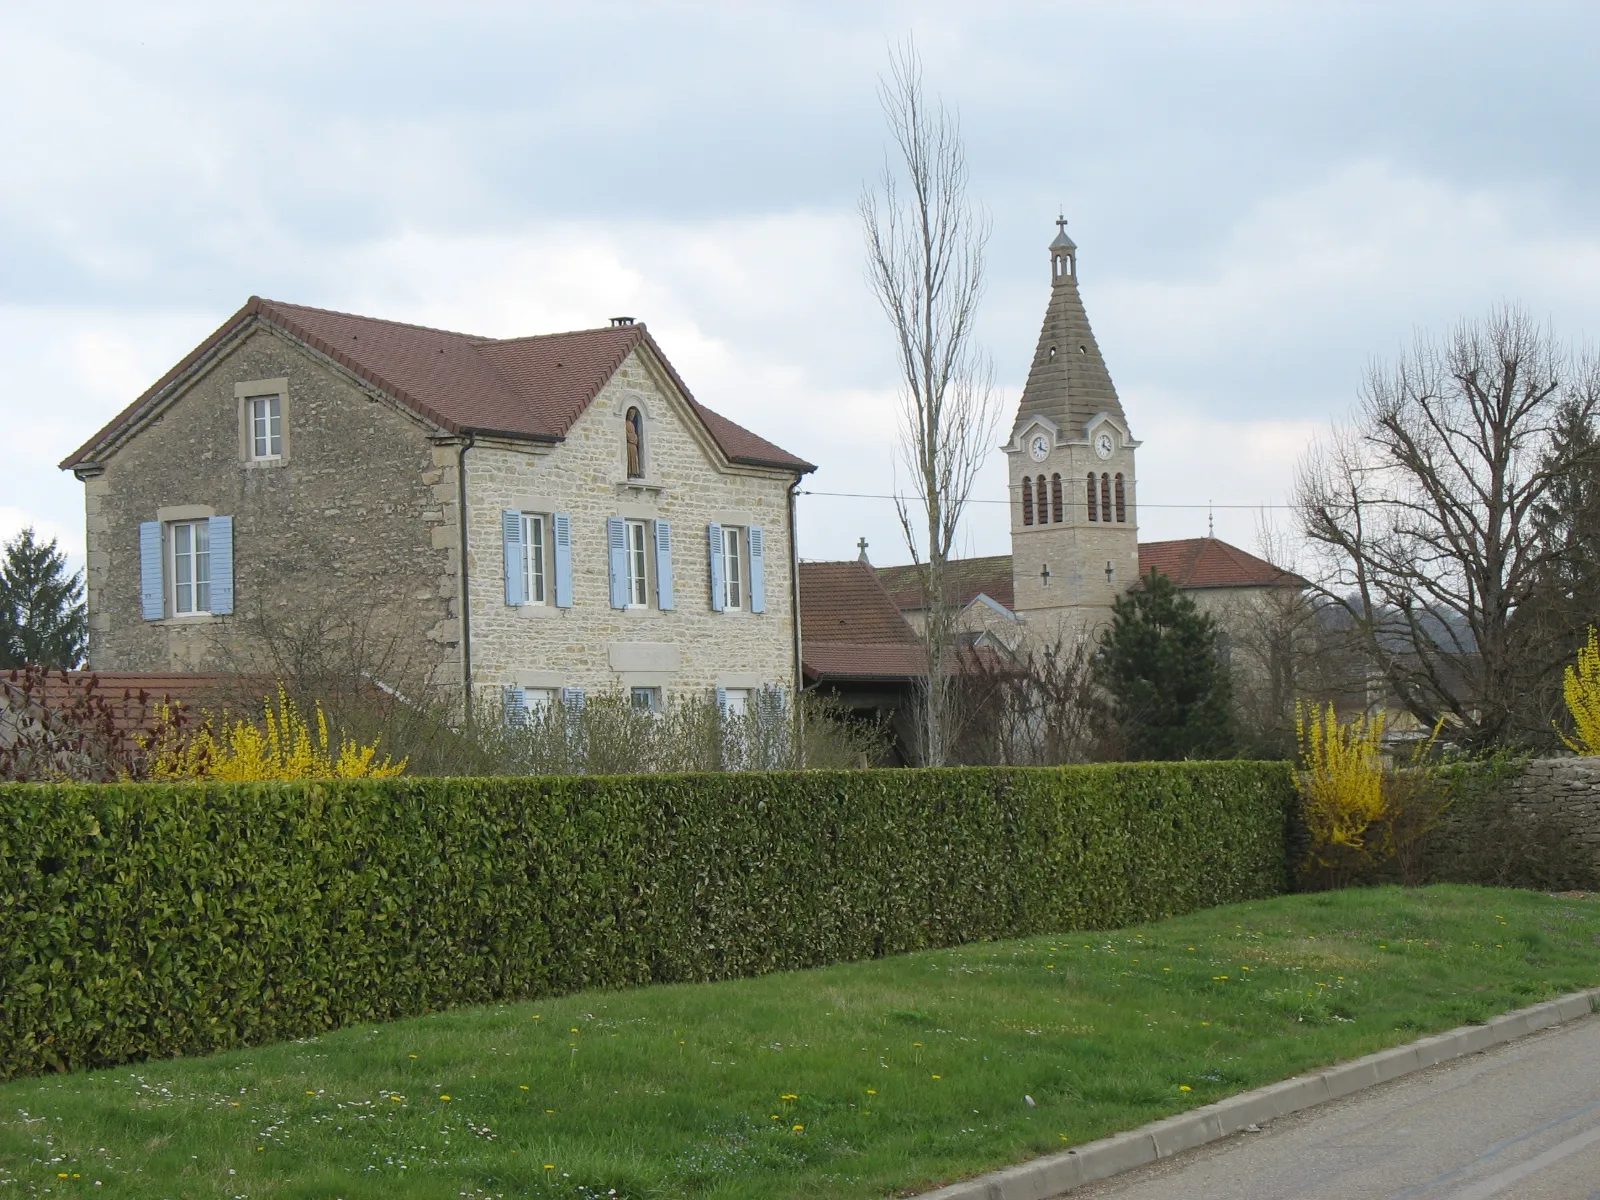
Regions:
[[1295, 304, 1600, 749], [860, 40, 1000, 765], [954, 633, 1111, 765]]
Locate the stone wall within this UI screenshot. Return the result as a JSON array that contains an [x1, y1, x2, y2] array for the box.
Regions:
[[1501, 757, 1600, 883], [1427, 757, 1600, 891], [81, 324, 461, 685], [465, 347, 798, 700]]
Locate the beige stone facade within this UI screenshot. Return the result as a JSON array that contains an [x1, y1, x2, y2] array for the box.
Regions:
[[63, 300, 807, 707], [465, 351, 798, 699], [79, 324, 459, 676]]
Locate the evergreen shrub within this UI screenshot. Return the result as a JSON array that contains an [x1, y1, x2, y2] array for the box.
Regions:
[[0, 761, 1293, 1078]]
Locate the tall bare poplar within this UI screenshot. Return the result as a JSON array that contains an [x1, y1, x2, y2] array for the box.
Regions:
[[860, 42, 998, 765]]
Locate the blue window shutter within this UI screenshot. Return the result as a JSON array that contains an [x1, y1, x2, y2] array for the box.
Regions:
[[503, 685, 528, 727], [208, 516, 234, 615], [748, 525, 766, 613], [138, 521, 164, 620], [653, 519, 675, 610], [552, 513, 573, 608], [715, 686, 728, 718], [707, 522, 725, 612], [562, 686, 585, 712], [502, 511, 526, 606], [607, 517, 629, 609]]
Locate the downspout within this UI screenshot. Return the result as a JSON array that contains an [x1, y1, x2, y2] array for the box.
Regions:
[[788, 476, 805, 766], [457, 432, 476, 725]]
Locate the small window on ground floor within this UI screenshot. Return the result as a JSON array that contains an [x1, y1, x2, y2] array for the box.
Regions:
[[630, 686, 661, 713]]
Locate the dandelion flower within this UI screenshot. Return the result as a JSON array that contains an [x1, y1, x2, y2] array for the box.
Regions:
[[866, 1089, 877, 1095], [932, 1074, 942, 1080], [440, 1095, 451, 1101], [1179, 1085, 1192, 1092], [544, 1164, 555, 1170], [520, 1085, 529, 1091], [793, 1124, 804, 1133]]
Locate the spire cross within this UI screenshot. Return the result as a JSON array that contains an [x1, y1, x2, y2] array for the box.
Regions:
[[856, 536, 869, 561], [1055, 214, 1068, 235]]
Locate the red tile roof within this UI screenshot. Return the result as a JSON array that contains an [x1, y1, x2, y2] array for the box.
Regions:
[[61, 298, 814, 474], [875, 554, 1015, 613], [1136, 538, 1307, 590], [798, 560, 925, 681], [871, 539, 1302, 617]]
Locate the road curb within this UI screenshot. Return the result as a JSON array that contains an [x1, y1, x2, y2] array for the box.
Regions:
[[914, 987, 1600, 1200]]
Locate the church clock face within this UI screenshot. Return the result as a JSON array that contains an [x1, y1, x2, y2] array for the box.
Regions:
[[1094, 431, 1115, 460], [1028, 433, 1050, 462]]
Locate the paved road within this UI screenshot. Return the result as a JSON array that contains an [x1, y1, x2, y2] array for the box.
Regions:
[[1074, 1013, 1600, 1200]]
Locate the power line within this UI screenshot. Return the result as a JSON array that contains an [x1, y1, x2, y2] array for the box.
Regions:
[[796, 488, 1295, 510]]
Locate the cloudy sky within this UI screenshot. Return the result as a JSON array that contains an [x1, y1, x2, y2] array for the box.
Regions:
[[6, 1, 1600, 572]]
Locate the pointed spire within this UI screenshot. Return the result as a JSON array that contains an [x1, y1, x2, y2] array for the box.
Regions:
[[1011, 217, 1128, 441]]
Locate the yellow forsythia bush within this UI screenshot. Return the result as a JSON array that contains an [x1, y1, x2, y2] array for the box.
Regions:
[[1560, 627, 1600, 755], [1295, 701, 1386, 875], [148, 686, 405, 781]]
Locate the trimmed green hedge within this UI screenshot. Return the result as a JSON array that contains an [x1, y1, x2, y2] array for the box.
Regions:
[[0, 763, 1294, 1078]]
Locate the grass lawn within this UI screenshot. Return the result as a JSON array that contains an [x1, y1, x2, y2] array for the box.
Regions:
[[2, 884, 1596, 1199]]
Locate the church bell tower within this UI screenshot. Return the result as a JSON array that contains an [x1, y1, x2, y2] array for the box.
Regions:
[[1005, 217, 1140, 624]]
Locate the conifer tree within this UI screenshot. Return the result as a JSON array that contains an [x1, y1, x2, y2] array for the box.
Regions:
[[0, 527, 87, 670], [1095, 570, 1235, 760]]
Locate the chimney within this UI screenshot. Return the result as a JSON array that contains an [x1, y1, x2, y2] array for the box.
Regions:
[[610, 316, 635, 327]]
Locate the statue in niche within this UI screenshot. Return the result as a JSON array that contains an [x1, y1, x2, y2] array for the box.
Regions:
[[625, 406, 644, 479]]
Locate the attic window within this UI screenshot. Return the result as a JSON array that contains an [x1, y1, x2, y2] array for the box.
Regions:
[[1078, 345, 1087, 355], [1048, 345, 1057, 360]]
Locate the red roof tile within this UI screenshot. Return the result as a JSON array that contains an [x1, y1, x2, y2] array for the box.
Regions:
[[61, 298, 814, 474], [798, 560, 924, 681], [801, 642, 928, 682], [875, 555, 1015, 613], [1136, 538, 1307, 590]]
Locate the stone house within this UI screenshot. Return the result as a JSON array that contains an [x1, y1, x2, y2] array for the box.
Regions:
[[60, 298, 814, 715]]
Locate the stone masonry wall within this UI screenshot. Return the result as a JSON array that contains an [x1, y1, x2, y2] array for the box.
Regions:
[[466, 348, 797, 700], [1502, 757, 1600, 883], [83, 325, 461, 683]]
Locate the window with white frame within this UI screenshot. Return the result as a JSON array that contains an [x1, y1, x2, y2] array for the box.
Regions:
[[723, 526, 743, 610], [722, 687, 751, 718], [630, 686, 660, 713], [526, 686, 557, 713], [247, 394, 283, 460], [520, 513, 548, 604], [625, 519, 649, 607], [171, 521, 211, 614]]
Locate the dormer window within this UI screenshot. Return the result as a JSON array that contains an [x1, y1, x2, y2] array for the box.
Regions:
[[625, 406, 645, 479]]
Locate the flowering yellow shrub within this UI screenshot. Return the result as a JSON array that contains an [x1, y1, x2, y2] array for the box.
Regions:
[[1295, 702, 1386, 875], [148, 687, 405, 781], [1560, 627, 1600, 755]]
